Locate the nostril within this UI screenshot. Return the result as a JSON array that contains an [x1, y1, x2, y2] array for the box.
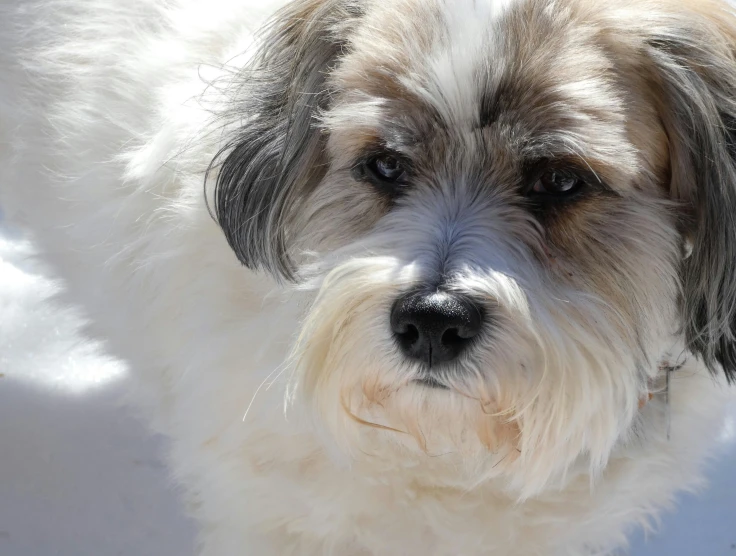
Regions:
[[397, 323, 420, 346], [440, 327, 463, 348]]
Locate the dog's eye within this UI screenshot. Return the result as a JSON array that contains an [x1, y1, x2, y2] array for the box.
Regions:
[[364, 154, 408, 185], [531, 169, 584, 197]]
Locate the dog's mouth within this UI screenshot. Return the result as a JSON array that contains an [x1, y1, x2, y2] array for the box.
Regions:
[[414, 377, 449, 389]]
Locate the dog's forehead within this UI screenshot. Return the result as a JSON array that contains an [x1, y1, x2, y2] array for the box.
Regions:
[[343, 0, 526, 127], [416, 0, 521, 126], [330, 0, 643, 181]]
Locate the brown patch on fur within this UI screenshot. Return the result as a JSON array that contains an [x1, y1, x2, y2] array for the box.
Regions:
[[330, 0, 444, 110], [541, 189, 669, 341], [475, 411, 522, 456], [360, 374, 400, 406]]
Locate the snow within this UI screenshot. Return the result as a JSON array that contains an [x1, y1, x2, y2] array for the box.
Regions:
[[0, 220, 733, 556]]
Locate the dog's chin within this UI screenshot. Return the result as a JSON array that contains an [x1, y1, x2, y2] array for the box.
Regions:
[[296, 367, 525, 488]]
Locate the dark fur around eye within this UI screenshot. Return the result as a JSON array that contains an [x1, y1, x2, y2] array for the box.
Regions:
[[352, 152, 412, 197], [522, 161, 615, 207]]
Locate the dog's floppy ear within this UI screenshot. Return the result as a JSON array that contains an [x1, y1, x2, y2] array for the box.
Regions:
[[209, 0, 362, 281], [641, 2, 736, 382]]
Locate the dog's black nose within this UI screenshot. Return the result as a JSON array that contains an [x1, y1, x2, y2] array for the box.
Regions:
[[390, 291, 483, 366]]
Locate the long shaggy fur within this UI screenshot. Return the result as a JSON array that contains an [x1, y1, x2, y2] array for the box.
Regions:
[[1, 0, 735, 554]]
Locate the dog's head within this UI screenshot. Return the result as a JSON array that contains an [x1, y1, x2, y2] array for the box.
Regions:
[[210, 0, 736, 494]]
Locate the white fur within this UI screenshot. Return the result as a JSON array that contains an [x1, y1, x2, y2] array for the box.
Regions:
[[0, 1, 732, 555]]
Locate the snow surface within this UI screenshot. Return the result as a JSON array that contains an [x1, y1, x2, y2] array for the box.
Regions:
[[0, 220, 734, 556]]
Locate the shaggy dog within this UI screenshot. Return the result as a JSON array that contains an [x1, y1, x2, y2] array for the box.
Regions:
[[1, 0, 735, 554]]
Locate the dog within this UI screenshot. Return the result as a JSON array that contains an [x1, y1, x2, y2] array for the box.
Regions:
[[2, 0, 735, 554]]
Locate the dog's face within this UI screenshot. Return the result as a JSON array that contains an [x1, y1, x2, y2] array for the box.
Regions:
[[211, 0, 736, 494]]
